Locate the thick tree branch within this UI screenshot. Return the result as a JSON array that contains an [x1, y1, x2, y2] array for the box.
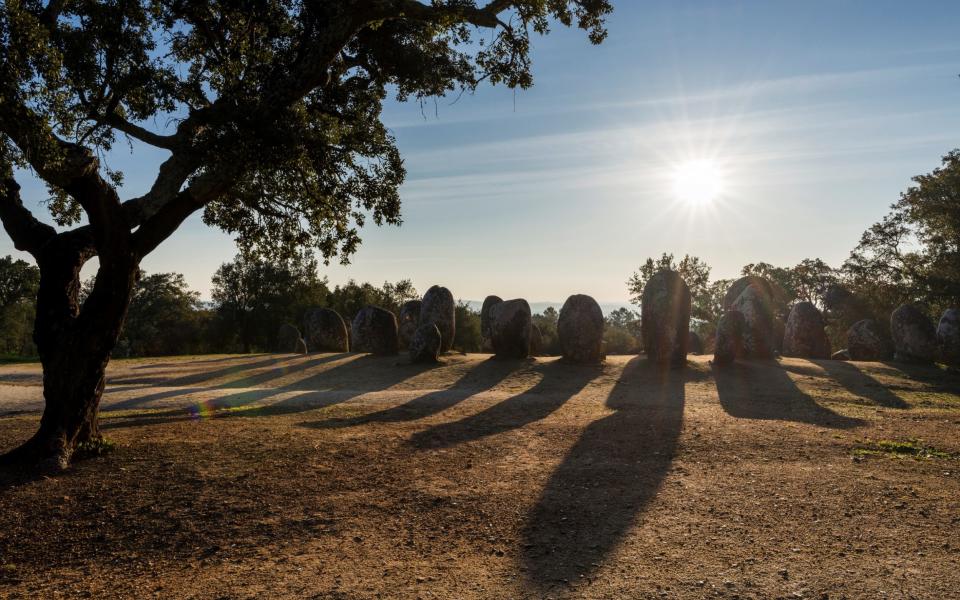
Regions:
[[0, 100, 130, 255], [121, 152, 199, 227], [96, 112, 179, 151], [0, 176, 57, 257], [364, 0, 514, 28], [130, 167, 237, 258]]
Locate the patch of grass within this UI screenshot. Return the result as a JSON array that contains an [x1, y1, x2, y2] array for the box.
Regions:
[[74, 436, 118, 459], [0, 354, 39, 364], [853, 438, 956, 460]]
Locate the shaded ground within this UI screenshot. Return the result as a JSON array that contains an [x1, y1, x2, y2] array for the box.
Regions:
[[1, 352, 959, 599]]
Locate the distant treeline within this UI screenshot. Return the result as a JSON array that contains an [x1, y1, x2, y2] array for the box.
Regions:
[[0, 251, 639, 358], [1, 151, 956, 359]]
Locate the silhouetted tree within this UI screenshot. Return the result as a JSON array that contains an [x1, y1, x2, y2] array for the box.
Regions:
[[453, 301, 482, 352], [211, 253, 328, 353], [325, 278, 418, 321], [532, 307, 560, 355], [0, 0, 612, 467], [0, 255, 39, 355], [119, 272, 207, 357], [604, 307, 640, 354], [844, 149, 960, 317]]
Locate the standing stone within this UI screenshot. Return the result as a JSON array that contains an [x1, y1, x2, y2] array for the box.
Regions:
[[890, 304, 938, 364], [489, 299, 532, 359], [351, 306, 399, 355], [782, 301, 831, 359], [729, 285, 776, 359], [303, 307, 349, 352], [276, 323, 307, 354], [937, 308, 960, 367], [722, 276, 786, 312], [409, 323, 442, 364], [641, 270, 691, 367], [421, 285, 456, 353], [713, 311, 746, 366], [530, 324, 544, 356], [558, 294, 605, 364], [846, 319, 892, 361], [398, 300, 422, 349], [480, 295, 503, 341], [687, 331, 704, 355]]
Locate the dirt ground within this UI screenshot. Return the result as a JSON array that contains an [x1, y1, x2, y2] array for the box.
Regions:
[[0, 352, 959, 599]]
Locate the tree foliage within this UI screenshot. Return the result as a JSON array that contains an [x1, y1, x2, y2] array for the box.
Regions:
[[844, 149, 960, 318], [1, 0, 612, 263], [118, 272, 208, 357], [0, 255, 39, 355]]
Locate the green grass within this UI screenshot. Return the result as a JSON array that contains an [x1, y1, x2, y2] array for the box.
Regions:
[[74, 436, 118, 459], [0, 354, 39, 364], [853, 438, 956, 460]]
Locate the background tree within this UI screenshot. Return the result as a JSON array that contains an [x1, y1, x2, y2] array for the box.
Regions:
[[211, 253, 329, 353], [118, 272, 208, 357], [532, 306, 560, 355], [0, 255, 39, 356], [325, 278, 419, 322], [0, 0, 611, 467], [604, 307, 640, 354], [453, 302, 483, 353], [844, 149, 960, 318]]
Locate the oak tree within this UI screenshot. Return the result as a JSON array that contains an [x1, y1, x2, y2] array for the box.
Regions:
[[0, 0, 611, 469]]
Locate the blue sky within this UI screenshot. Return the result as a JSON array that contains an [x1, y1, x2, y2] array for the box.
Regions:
[[7, 1, 960, 304]]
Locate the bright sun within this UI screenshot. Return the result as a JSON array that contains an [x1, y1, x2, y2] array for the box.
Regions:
[[671, 159, 724, 205]]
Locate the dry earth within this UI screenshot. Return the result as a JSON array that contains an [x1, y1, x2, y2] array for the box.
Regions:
[[1, 352, 959, 599]]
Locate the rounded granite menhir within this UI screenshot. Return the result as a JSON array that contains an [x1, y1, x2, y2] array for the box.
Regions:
[[558, 294, 605, 364], [351, 305, 399, 355], [420, 285, 456, 354]]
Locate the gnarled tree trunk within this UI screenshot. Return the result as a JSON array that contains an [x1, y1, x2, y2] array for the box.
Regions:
[[0, 234, 137, 471]]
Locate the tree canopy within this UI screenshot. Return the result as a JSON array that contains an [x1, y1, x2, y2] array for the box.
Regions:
[[1, 1, 612, 264]]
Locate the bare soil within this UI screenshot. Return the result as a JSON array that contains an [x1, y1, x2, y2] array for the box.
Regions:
[[1, 352, 959, 599]]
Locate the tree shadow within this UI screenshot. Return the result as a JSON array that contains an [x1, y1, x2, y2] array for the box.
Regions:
[[409, 359, 601, 450], [102, 355, 423, 429], [303, 357, 521, 429], [714, 360, 864, 428], [804, 360, 908, 409], [520, 357, 695, 589], [0, 465, 48, 494], [103, 353, 348, 412]]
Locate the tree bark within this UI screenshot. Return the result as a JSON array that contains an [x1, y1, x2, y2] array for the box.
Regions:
[[0, 237, 137, 471]]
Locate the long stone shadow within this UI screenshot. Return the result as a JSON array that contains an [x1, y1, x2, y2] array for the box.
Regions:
[[104, 354, 347, 412], [106, 354, 302, 387], [714, 360, 864, 428], [129, 355, 244, 370], [520, 357, 694, 589], [810, 360, 908, 409], [102, 355, 422, 429], [881, 361, 960, 394], [304, 357, 521, 429], [409, 359, 601, 450]]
